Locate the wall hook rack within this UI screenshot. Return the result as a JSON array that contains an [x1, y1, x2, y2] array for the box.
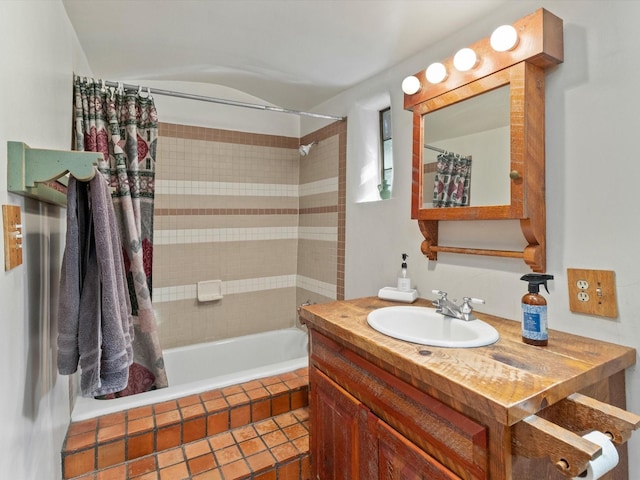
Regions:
[[7, 141, 103, 207]]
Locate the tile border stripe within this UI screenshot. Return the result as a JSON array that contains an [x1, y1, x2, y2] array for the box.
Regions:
[[153, 275, 336, 303], [155, 227, 337, 245]]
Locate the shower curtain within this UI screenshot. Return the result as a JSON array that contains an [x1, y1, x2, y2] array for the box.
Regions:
[[433, 152, 472, 207], [73, 76, 168, 396]]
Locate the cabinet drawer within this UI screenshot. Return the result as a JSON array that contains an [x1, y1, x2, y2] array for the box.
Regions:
[[310, 330, 488, 480]]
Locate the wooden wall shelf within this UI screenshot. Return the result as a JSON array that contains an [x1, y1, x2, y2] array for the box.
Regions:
[[7, 141, 101, 207]]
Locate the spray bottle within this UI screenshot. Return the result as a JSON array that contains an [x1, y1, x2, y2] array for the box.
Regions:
[[397, 253, 411, 292], [520, 274, 554, 346]]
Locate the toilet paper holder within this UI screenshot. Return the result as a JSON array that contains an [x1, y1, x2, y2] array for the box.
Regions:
[[512, 393, 640, 478]]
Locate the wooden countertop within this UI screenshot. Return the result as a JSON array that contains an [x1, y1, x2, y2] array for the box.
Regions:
[[299, 296, 636, 426]]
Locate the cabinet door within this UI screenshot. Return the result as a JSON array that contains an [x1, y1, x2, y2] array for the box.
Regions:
[[310, 366, 374, 480], [377, 419, 462, 480]]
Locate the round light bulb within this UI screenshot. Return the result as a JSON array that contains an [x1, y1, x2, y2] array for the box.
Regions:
[[401, 75, 421, 95], [425, 63, 447, 84], [490, 25, 519, 52], [453, 48, 478, 72]]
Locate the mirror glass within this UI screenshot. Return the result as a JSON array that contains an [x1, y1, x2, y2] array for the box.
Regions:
[[422, 85, 510, 208]]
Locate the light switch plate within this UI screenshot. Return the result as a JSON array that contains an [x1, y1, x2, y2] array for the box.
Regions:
[[567, 268, 618, 318], [2, 204, 23, 270]]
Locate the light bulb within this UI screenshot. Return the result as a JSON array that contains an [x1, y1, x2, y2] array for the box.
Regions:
[[490, 25, 519, 52], [425, 63, 447, 84], [453, 48, 478, 72], [401, 75, 421, 95]]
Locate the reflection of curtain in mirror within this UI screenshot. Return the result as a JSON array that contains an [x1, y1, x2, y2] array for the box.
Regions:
[[433, 152, 472, 207]]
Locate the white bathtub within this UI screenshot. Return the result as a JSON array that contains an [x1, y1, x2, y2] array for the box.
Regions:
[[71, 327, 309, 422]]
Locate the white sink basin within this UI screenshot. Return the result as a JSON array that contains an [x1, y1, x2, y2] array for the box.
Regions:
[[367, 306, 499, 348]]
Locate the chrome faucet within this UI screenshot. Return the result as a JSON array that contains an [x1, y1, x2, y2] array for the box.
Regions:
[[431, 290, 485, 321]]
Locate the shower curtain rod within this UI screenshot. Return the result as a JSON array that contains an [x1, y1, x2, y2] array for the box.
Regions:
[[425, 144, 446, 154], [99, 79, 346, 121], [424, 143, 470, 160]]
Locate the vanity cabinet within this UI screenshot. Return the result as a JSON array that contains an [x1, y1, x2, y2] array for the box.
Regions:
[[309, 330, 487, 480], [300, 297, 639, 480]]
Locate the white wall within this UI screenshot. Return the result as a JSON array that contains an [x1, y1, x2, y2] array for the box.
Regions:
[[309, 1, 640, 475], [0, 2, 92, 478]]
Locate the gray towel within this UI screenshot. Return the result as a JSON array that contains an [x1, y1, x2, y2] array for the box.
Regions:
[[57, 171, 134, 397]]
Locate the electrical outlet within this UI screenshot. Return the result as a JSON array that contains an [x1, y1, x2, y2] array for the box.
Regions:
[[577, 291, 590, 302], [567, 268, 618, 318]]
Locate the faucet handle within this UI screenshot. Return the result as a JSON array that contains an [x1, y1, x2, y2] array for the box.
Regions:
[[432, 289, 448, 299], [431, 290, 448, 309], [460, 297, 485, 320], [462, 296, 485, 306]]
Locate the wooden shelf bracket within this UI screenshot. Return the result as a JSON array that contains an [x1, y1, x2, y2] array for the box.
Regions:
[[7, 141, 102, 207], [542, 393, 640, 445], [512, 415, 602, 478]]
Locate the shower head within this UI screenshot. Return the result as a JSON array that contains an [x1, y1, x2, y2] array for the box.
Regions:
[[298, 141, 317, 156]]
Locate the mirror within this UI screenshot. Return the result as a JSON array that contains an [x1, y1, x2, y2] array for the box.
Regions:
[[422, 85, 510, 208], [412, 64, 527, 222], [410, 62, 548, 271]]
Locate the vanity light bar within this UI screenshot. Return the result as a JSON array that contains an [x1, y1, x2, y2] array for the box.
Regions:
[[403, 27, 517, 93], [401, 8, 564, 107]]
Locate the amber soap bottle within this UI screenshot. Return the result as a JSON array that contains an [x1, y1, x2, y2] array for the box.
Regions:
[[520, 274, 554, 346]]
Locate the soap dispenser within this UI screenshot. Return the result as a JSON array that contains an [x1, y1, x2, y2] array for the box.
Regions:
[[520, 273, 554, 346], [377, 253, 418, 303], [397, 253, 411, 291]]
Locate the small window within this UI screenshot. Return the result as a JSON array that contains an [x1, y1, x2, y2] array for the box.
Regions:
[[379, 107, 393, 197]]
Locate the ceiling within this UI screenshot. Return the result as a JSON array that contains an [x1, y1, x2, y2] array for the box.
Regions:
[[62, 0, 508, 112]]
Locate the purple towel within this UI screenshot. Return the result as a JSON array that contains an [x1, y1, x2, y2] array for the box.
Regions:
[[57, 171, 133, 397]]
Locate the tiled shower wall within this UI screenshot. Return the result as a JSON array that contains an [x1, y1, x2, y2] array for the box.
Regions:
[[152, 121, 346, 349]]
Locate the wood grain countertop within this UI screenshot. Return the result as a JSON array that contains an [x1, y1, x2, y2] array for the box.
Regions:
[[299, 296, 636, 427]]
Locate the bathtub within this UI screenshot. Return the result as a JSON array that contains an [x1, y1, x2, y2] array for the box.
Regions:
[[71, 327, 309, 422]]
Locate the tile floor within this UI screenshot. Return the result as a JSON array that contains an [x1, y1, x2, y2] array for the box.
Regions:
[[62, 368, 310, 480]]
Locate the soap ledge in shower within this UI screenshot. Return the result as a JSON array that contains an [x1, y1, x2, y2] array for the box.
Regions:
[[197, 280, 223, 302]]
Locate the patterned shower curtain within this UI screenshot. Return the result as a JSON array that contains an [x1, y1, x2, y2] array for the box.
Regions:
[[433, 152, 472, 208], [73, 76, 168, 396]]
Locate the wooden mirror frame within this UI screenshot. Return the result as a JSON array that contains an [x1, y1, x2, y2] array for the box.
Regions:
[[404, 8, 564, 272]]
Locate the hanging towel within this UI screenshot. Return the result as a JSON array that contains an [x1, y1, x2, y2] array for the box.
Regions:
[[57, 171, 134, 397]]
